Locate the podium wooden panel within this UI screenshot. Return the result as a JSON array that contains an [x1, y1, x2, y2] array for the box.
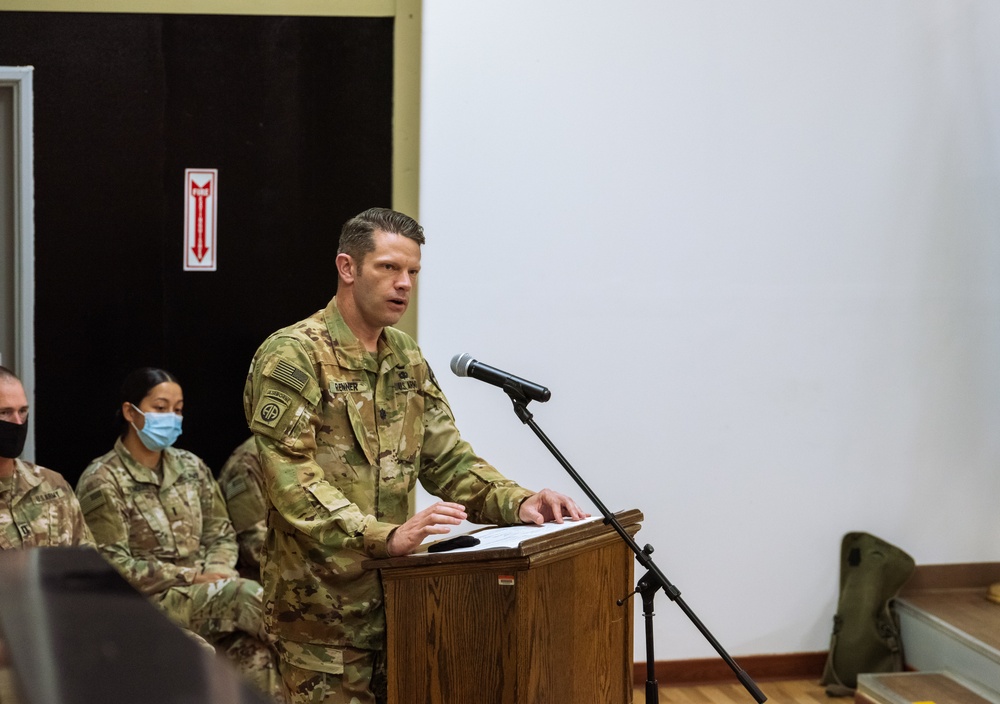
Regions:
[[365, 509, 642, 704]]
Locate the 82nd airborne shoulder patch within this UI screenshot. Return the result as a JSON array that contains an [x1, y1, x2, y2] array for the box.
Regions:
[[255, 395, 289, 429]]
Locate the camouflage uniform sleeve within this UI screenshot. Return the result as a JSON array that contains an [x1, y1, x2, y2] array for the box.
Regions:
[[77, 468, 198, 595], [245, 339, 398, 558], [196, 457, 240, 576], [220, 450, 267, 570], [63, 486, 96, 548], [417, 364, 535, 525]]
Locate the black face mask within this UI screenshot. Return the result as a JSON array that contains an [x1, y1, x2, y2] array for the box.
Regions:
[[0, 418, 28, 459]]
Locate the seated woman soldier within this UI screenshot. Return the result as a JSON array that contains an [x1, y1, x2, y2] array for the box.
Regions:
[[76, 367, 283, 701]]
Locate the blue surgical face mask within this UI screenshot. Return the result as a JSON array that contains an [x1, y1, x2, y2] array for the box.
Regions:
[[131, 407, 183, 452]]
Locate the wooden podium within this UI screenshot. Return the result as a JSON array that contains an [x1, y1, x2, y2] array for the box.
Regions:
[[364, 509, 642, 704]]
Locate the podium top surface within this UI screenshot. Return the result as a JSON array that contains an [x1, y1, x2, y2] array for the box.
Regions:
[[364, 508, 642, 572]]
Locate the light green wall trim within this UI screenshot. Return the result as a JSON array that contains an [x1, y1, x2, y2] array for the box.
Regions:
[[0, 0, 423, 338], [0, 0, 394, 15], [392, 0, 421, 339]]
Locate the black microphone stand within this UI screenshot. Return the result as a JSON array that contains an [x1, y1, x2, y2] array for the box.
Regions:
[[503, 383, 767, 704]]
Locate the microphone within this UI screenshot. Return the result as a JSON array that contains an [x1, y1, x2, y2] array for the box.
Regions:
[[450, 353, 551, 403]]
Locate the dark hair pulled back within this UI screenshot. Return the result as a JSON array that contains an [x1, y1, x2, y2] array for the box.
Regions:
[[115, 367, 180, 437]]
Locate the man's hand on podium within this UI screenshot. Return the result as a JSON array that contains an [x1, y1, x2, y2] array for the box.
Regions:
[[386, 501, 468, 556], [518, 489, 589, 526]]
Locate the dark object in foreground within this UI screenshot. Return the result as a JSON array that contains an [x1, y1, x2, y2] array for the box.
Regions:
[[0, 546, 270, 704]]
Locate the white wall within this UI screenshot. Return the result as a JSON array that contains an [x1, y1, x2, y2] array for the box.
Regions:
[[417, 0, 1000, 662]]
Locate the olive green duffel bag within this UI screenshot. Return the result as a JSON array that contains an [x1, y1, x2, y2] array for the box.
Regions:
[[820, 531, 915, 697]]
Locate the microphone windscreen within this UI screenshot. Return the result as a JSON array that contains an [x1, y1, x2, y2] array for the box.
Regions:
[[450, 353, 474, 377]]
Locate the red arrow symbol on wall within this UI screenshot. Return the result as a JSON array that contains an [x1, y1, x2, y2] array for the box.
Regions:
[[191, 180, 211, 262]]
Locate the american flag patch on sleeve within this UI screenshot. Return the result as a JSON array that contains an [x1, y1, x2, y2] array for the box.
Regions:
[[270, 359, 309, 394]]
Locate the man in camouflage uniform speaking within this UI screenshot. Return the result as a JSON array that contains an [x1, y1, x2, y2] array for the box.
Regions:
[[244, 207, 586, 704], [0, 366, 93, 549]]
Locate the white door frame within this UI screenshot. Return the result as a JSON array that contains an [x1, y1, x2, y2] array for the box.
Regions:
[[0, 66, 35, 461]]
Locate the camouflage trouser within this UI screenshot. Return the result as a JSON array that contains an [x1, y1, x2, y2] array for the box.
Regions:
[[155, 577, 267, 640], [216, 631, 285, 703], [155, 578, 284, 702], [278, 649, 387, 704]]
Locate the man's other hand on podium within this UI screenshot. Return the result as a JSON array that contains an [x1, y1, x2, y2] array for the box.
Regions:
[[387, 502, 468, 556], [518, 489, 590, 526]]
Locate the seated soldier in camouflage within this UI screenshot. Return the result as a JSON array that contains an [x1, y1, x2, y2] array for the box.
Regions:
[[0, 366, 95, 704], [218, 437, 266, 579], [76, 367, 284, 702], [0, 366, 93, 549]]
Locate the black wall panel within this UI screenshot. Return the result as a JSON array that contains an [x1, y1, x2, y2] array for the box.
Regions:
[[0, 12, 394, 483]]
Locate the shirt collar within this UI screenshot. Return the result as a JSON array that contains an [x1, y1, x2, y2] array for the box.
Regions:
[[323, 296, 403, 372], [7, 458, 43, 505], [113, 437, 181, 487]]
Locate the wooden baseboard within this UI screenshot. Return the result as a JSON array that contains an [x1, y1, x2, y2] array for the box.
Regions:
[[633, 651, 827, 687]]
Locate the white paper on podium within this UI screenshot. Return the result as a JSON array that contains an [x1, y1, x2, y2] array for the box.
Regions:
[[423, 516, 602, 554]]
